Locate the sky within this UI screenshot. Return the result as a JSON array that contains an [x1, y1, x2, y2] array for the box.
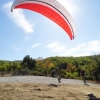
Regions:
[[0, 0, 100, 61]]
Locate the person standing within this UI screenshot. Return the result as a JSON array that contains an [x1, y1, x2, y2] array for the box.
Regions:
[[80, 70, 86, 84], [50, 68, 61, 83], [55, 68, 61, 83]]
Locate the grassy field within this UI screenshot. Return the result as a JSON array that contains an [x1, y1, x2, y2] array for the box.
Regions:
[[0, 83, 100, 100]]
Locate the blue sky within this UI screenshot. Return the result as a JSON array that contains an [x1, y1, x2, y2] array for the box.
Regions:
[[0, 0, 100, 61]]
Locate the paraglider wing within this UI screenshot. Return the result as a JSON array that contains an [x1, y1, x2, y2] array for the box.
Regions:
[[11, 0, 76, 40]]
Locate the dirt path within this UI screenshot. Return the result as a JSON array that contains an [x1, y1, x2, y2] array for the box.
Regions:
[[0, 76, 99, 86]]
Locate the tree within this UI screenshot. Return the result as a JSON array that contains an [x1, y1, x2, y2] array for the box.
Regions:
[[58, 63, 67, 70], [90, 54, 100, 81], [21, 55, 36, 70]]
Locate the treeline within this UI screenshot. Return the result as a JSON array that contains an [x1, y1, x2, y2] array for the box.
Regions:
[[0, 55, 100, 82]]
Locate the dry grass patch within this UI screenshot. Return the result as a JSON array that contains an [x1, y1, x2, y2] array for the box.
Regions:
[[0, 83, 100, 100]]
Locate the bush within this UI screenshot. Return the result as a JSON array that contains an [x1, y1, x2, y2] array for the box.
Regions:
[[98, 74, 100, 82], [67, 73, 75, 79], [72, 72, 79, 79], [21, 67, 30, 75], [30, 71, 44, 76], [85, 74, 93, 80], [60, 70, 67, 78]]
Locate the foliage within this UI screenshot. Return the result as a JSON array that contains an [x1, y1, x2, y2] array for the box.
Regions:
[[21, 55, 36, 70], [0, 54, 100, 82], [21, 67, 30, 75]]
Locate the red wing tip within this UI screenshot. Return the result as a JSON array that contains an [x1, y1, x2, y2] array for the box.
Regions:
[[71, 36, 75, 40]]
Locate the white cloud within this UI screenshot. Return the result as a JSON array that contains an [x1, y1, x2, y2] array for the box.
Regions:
[[31, 43, 42, 49], [85, 40, 100, 52], [46, 41, 66, 52], [57, 0, 80, 14], [3, 2, 34, 33], [46, 40, 100, 57], [28, 43, 42, 53]]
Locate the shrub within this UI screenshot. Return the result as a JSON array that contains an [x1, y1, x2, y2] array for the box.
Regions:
[[21, 67, 30, 75], [72, 72, 79, 79], [66, 73, 74, 79], [30, 71, 43, 76], [60, 70, 67, 78]]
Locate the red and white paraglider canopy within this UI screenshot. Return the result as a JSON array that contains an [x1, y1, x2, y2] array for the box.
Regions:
[[11, 0, 76, 40]]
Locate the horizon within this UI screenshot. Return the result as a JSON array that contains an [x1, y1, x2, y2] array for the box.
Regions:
[[0, 54, 99, 61]]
